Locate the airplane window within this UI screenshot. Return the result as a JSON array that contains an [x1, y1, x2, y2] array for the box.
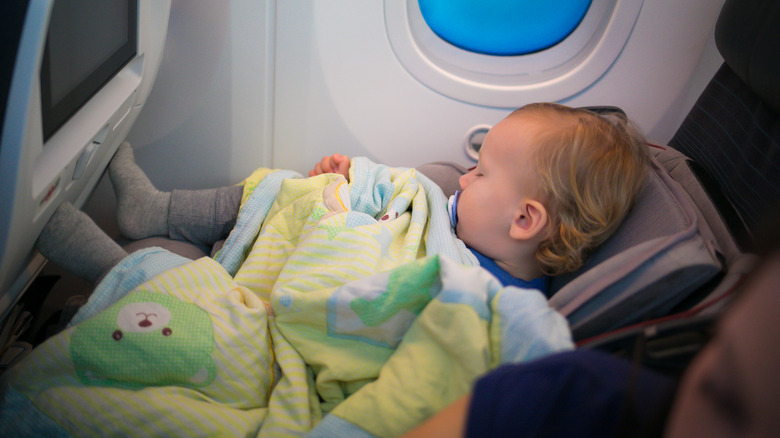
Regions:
[[385, 0, 643, 107], [418, 0, 591, 56]]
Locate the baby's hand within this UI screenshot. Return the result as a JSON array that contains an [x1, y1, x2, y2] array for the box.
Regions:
[[309, 154, 351, 181]]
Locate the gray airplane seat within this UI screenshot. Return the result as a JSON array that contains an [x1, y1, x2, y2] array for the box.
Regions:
[[561, 0, 780, 339], [576, 0, 780, 369]]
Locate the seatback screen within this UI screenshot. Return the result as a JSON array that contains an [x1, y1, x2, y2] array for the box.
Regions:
[[40, 0, 137, 141]]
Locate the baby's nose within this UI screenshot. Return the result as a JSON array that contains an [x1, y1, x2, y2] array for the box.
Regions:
[[459, 172, 471, 189]]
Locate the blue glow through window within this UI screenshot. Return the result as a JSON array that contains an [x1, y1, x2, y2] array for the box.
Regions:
[[419, 0, 592, 56]]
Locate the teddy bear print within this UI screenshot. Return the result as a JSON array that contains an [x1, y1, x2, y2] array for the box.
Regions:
[[70, 290, 216, 388]]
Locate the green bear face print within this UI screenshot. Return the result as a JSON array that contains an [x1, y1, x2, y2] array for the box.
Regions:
[[71, 290, 217, 388]]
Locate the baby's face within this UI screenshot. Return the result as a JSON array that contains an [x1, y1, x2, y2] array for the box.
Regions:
[[455, 113, 544, 258]]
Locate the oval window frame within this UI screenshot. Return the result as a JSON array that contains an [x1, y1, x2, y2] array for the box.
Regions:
[[384, 0, 645, 107]]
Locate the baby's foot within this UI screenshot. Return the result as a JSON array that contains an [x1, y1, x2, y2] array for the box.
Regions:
[[108, 142, 170, 239]]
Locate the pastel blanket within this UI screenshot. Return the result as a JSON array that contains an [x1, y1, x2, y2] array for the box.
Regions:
[[0, 158, 573, 437]]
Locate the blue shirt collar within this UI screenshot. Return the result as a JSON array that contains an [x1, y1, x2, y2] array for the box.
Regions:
[[468, 248, 549, 294]]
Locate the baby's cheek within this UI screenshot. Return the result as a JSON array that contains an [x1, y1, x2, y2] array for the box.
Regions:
[[455, 220, 472, 244], [454, 221, 464, 239]]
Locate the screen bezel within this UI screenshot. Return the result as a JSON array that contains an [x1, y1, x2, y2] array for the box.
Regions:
[[39, 0, 138, 142]]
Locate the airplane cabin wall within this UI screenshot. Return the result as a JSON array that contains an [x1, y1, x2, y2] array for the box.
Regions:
[[87, 0, 726, 226], [84, 0, 274, 229]]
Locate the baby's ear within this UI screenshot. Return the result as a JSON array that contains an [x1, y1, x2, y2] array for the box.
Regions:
[[509, 200, 548, 241]]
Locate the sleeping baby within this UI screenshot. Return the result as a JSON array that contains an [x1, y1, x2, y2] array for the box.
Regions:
[[37, 102, 649, 297]]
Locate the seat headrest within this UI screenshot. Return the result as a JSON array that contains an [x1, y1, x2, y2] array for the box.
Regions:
[[715, 0, 780, 114]]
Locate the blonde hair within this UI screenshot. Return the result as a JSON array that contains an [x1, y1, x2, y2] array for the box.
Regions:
[[514, 103, 649, 276]]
